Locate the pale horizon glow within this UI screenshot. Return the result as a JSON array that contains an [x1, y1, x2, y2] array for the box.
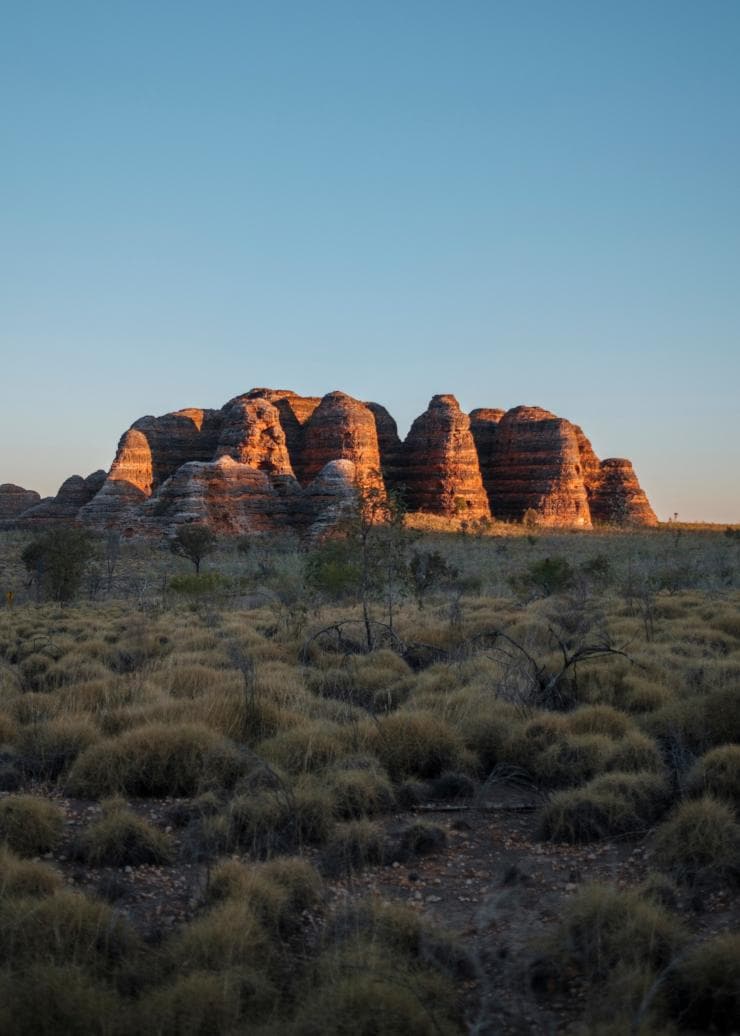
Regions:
[[1, 2, 738, 522]]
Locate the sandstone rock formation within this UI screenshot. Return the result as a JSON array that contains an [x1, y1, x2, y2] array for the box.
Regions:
[[588, 458, 658, 526], [216, 397, 295, 476], [0, 484, 41, 520], [138, 456, 295, 536], [6, 387, 657, 535], [402, 395, 490, 519], [301, 392, 386, 497], [20, 471, 106, 525], [300, 459, 359, 538], [483, 406, 592, 526]]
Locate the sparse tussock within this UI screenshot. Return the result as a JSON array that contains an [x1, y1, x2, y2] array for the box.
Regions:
[[0, 795, 64, 856], [651, 797, 740, 885]]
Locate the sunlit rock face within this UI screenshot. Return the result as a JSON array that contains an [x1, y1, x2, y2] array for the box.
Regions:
[[482, 406, 592, 527], [6, 387, 657, 534], [300, 392, 386, 498], [0, 484, 41, 520], [588, 458, 658, 526], [401, 395, 491, 520], [216, 397, 295, 476]]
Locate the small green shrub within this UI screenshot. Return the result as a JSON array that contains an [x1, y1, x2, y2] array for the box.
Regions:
[[0, 795, 64, 856], [510, 556, 574, 597], [652, 797, 740, 885], [74, 799, 174, 866]]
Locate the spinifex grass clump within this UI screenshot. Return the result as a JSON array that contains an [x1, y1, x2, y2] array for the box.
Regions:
[[66, 723, 247, 797], [651, 797, 740, 886], [0, 795, 64, 856], [74, 798, 174, 866], [686, 744, 740, 812], [540, 771, 670, 843]]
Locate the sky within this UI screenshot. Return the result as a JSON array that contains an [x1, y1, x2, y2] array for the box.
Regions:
[[1, 1, 738, 522]]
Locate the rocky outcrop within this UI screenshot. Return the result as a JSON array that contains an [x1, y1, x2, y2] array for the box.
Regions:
[[483, 407, 592, 527], [299, 459, 359, 538], [0, 484, 41, 521], [20, 471, 106, 525], [216, 397, 295, 475], [301, 392, 386, 497], [244, 389, 321, 478], [588, 458, 658, 526], [401, 395, 490, 519], [139, 457, 297, 536], [7, 386, 657, 534]]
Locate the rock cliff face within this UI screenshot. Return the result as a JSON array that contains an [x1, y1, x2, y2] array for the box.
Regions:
[[300, 392, 386, 497], [483, 407, 592, 527], [20, 471, 106, 525], [216, 397, 294, 476], [588, 458, 658, 526], [402, 395, 490, 519], [6, 387, 657, 534], [0, 484, 41, 520]]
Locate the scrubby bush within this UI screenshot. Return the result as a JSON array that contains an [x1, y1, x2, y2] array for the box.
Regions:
[[74, 799, 174, 866], [0, 795, 64, 856], [510, 556, 574, 597], [21, 527, 97, 602], [652, 797, 740, 885], [686, 744, 740, 811], [66, 723, 246, 797]]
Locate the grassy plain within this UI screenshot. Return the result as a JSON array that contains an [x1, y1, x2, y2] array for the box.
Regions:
[[0, 522, 738, 1034]]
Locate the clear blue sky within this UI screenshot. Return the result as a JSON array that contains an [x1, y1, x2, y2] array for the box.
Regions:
[[1, 1, 738, 521]]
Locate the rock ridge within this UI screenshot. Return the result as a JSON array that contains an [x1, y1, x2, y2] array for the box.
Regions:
[[4, 388, 658, 534]]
